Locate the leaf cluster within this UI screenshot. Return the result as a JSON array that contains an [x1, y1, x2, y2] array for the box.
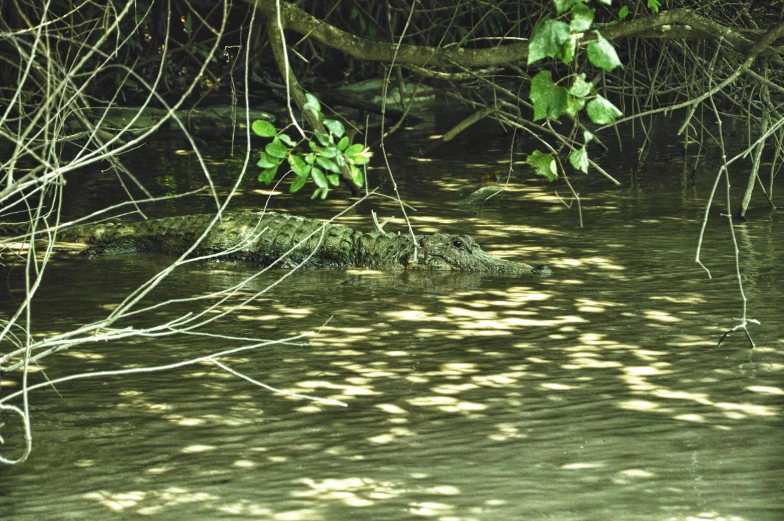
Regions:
[[525, 0, 627, 181], [253, 94, 371, 199]]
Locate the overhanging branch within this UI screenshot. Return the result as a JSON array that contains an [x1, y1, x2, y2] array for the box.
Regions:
[[248, 0, 530, 66], [246, 2, 783, 70]]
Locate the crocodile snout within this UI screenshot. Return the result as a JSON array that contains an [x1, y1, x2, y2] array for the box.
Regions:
[[531, 264, 553, 277]]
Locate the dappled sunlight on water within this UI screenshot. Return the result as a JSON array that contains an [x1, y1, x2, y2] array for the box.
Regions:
[[2, 133, 783, 521], [3, 241, 781, 521]]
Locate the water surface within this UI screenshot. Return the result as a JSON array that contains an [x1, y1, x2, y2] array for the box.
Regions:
[[1, 117, 782, 520]]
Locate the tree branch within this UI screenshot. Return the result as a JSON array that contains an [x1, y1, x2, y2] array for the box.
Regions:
[[248, 0, 531, 66], [246, 2, 783, 70]]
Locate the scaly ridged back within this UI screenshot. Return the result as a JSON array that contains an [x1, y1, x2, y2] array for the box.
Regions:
[[57, 212, 415, 268]]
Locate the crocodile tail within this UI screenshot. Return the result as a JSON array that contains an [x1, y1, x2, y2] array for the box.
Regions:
[[0, 221, 33, 238]]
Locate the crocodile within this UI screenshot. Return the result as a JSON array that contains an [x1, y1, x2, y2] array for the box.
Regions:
[[8, 212, 553, 277]]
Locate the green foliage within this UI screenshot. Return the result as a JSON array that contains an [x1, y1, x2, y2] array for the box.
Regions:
[[252, 94, 371, 197], [303, 93, 321, 115], [610, 1, 659, 26], [528, 19, 571, 65], [290, 174, 308, 193], [569, 147, 589, 173], [323, 119, 345, 137], [530, 71, 569, 121], [526, 150, 558, 182], [586, 31, 622, 71], [252, 120, 276, 138], [570, 4, 595, 32], [288, 154, 310, 177], [586, 95, 623, 124], [184, 13, 193, 38], [192, 44, 217, 64], [526, 0, 625, 182], [258, 163, 279, 184], [569, 73, 592, 97], [265, 139, 288, 159]]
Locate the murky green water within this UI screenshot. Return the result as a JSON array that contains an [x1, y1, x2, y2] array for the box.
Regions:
[[1, 117, 782, 520]]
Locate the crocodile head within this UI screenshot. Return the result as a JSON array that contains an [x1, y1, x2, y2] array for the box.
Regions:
[[404, 233, 551, 277]]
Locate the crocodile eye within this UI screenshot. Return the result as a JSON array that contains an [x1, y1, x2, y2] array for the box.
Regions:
[[452, 239, 463, 249]]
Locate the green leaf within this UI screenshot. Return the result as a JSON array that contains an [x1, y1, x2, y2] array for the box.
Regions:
[[565, 96, 586, 117], [526, 150, 558, 182], [586, 95, 623, 124], [308, 140, 319, 152], [569, 147, 589, 173], [290, 174, 308, 193], [555, 36, 575, 64], [277, 133, 296, 147], [252, 120, 277, 138], [122, 78, 139, 90], [647, 0, 661, 13], [529, 71, 568, 121], [349, 151, 371, 165], [305, 152, 316, 165], [288, 154, 311, 177], [587, 31, 622, 72], [311, 187, 325, 200], [570, 4, 594, 32], [323, 119, 345, 138], [350, 165, 364, 187], [265, 139, 288, 159], [257, 152, 280, 169], [569, 73, 593, 98], [315, 131, 332, 147], [344, 143, 364, 156], [327, 174, 340, 186], [320, 187, 329, 200], [311, 167, 328, 189], [528, 19, 570, 65], [194, 44, 218, 64], [316, 156, 341, 173], [618, 6, 629, 21], [320, 146, 338, 159], [185, 13, 193, 38], [258, 163, 279, 184], [337, 136, 350, 151], [553, 0, 583, 15], [303, 93, 321, 116], [583, 129, 594, 144]]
